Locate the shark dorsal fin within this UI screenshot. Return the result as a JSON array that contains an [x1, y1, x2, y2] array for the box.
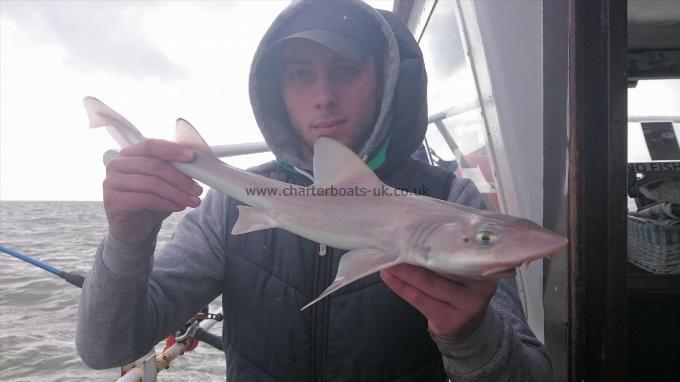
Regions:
[[83, 96, 144, 147], [175, 118, 213, 153], [312, 137, 380, 187]]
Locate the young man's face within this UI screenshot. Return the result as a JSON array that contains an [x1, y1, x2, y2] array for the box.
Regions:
[[278, 39, 379, 164]]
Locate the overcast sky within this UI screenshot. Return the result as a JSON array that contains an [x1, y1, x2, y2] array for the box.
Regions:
[[0, 0, 393, 201], [0, 0, 677, 201]]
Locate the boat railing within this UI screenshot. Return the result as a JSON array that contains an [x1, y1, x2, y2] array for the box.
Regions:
[[116, 307, 224, 382]]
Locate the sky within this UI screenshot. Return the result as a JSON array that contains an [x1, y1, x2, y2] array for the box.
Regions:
[[0, 0, 394, 201], [1, 0, 678, 201]]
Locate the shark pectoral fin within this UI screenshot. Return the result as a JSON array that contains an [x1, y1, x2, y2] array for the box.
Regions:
[[312, 137, 381, 187], [231, 205, 277, 235], [300, 248, 398, 311], [83, 97, 145, 148]]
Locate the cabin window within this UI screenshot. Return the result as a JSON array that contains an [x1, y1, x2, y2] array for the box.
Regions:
[[416, 1, 500, 210], [627, 79, 680, 212]]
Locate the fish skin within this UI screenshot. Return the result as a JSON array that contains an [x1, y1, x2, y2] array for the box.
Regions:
[[83, 96, 568, 310]]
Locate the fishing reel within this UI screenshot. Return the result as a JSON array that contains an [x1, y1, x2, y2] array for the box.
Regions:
[[164, 307, 224, 353]]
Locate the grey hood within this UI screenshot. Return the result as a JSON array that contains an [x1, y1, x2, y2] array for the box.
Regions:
[[249, 0, 428, 173]]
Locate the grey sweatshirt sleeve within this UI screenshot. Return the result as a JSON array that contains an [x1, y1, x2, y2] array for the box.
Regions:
[[434, 178, 552, 381], [76, 190, 229, 369]]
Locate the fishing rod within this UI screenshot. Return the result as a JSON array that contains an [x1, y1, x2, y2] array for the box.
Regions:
[[0, 244, 225, 352], [0, 244, 85, 288]]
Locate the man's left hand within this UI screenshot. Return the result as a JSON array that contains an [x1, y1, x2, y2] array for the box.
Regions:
[[380, 264, 498, 342]]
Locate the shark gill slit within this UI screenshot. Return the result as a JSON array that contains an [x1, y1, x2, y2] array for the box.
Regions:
[[408, 222, 440, 248]]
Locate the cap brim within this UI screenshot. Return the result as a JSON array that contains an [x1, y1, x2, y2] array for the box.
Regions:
[[257, 29, 369, 78]]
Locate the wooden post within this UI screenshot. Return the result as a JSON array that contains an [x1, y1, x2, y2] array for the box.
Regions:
[[567, 0, 628, 380]]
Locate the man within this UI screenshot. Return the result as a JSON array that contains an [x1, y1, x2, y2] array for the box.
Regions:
[[77, 0, 551, 380]]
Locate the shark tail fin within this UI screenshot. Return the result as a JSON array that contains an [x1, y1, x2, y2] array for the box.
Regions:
[[82, 96, 145, 148], [231, 205, 278, 235], [300, 248, 398, 311]]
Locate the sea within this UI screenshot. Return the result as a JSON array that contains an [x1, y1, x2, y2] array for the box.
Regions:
[[0, 201, 225, 381]]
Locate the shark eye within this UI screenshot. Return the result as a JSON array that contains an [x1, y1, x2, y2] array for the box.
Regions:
[[474, 231, 498, 247]]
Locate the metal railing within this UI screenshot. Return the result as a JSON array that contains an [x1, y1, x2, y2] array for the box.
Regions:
[[116, 308, 224, 382]]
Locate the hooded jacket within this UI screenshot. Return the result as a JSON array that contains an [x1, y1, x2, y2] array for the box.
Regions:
[[251, 0, 428, 175], [77, 1, 552, 381]]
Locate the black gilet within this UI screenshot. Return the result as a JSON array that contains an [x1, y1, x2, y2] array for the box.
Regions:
[[221, 159, 454, 382]]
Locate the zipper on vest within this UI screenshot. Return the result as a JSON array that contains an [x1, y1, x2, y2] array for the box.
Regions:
[[310, 242, 332, 381]]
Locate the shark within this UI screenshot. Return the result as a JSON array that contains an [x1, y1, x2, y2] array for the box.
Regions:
[[83, 96, 568, 310]]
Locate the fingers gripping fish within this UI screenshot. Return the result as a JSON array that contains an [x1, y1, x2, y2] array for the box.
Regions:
[[83, 96, 568, 310]]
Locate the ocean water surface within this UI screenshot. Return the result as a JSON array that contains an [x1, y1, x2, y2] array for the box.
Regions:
[[0, 201, 225, 381]]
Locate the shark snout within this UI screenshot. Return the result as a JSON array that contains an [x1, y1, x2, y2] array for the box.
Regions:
[[476, 221, 567, 278], [509, 220, 568, 261]]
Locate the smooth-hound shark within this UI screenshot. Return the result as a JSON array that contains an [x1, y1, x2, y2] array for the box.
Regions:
[[83, 96, 568, 310]]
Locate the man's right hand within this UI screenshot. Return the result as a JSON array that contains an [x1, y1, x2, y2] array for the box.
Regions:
[[103, 139, 203, 244]]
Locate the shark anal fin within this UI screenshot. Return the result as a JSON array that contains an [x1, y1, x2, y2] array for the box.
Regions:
[[300, 248, 398, 310], [231, 205, 277, 235]]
